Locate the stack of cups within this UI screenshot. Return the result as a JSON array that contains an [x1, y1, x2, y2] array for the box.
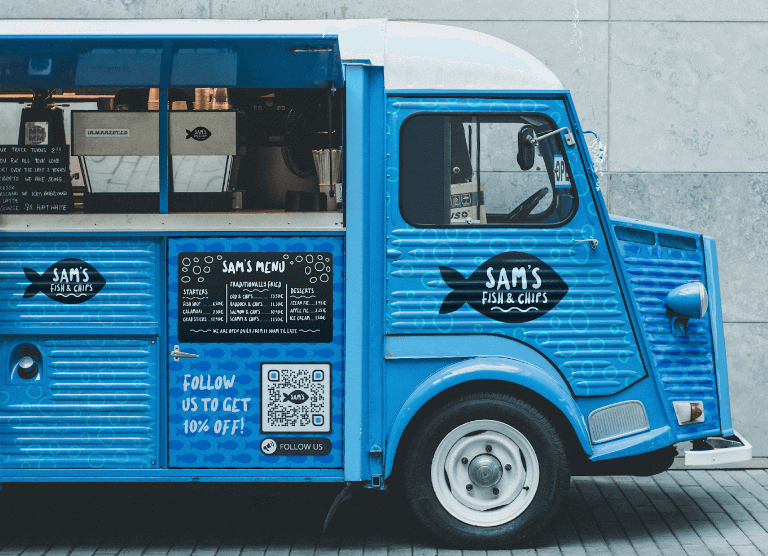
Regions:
[[194, 88, 213, 111], [147, 88, 160, 111]]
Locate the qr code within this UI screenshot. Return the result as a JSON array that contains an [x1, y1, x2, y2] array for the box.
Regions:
[[261, 363, 331, 433]]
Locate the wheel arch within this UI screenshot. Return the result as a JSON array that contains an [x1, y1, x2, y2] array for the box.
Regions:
[[384, 356, 592, 478]]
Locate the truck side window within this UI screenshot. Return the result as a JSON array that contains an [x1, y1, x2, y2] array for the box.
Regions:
[[399, 113, 576, 227]]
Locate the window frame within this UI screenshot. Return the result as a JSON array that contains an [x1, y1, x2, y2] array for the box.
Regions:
[[397, 110, 579, 229]]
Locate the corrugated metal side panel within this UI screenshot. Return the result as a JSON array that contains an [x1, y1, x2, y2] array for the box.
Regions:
[[0, 238, 159, 332], [0, 338, 157, 469], [386, 228, 646, 396], [616, 237, 721, 440]]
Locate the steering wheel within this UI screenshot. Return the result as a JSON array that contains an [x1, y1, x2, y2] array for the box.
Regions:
[[502, 187, 549, 224]]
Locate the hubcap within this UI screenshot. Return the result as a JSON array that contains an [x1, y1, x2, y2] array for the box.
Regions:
[[468, 454, 503, 487], [430, 420, 540, 527]]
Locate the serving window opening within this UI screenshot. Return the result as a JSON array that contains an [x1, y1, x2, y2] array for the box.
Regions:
[[0, 86, 343, 215]]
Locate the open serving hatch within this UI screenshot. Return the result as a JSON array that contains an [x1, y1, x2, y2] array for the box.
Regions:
[[0, 34, 343, 214]]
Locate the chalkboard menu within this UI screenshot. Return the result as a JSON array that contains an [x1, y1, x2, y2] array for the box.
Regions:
[[0, 145, 71, 213], [178, 252, 333, 343]]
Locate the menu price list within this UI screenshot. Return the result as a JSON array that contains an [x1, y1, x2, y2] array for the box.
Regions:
[[0, 145, 72, 213], [178, 252, 333, 343]]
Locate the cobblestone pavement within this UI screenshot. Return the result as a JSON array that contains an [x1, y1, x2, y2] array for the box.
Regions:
[[1, 471, 767, 556]]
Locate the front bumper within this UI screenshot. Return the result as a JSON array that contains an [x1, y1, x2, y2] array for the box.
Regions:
[[684, 431, 752, 466]]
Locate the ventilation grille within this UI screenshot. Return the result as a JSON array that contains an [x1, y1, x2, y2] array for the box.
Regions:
[[617, 239, 720, 440], [589, 400, 650, 443], [0, 338, 157, 469]]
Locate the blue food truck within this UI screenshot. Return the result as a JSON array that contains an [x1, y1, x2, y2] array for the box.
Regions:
[[0, 19, 751, 547]]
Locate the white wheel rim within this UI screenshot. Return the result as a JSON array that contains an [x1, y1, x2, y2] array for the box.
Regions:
[[430, 419, 540, 527]]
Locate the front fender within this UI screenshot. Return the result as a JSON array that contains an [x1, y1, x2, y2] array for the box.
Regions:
[[384, 356, 591, 477]]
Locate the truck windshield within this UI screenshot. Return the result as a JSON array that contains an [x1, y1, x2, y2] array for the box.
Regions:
[[399, 113, 576, 227]]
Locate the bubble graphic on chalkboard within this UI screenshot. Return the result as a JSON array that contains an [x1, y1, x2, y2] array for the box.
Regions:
[[182, 267, 188, 273], [306, 255, 314, 263], [193, 266, 201, 275], [315, 262, 324, 271], [204, 256, 213, 264], [198, 277, 204, 282], [310, 276, 318, 284], [193, 258, 199, 263], [181, 276, 191, 283], [217, 255, 222, 260], [182, 258, 191, 266], [320, 274, 329, 283], [204, 266, 210, 273], [283, 254, 289, 259], [305, 266, 312, 275], [325, 266, 331, 272], [296, 256, 303, 263]]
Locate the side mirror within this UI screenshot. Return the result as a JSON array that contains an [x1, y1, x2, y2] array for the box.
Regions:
[[517, 125, 535, 170]]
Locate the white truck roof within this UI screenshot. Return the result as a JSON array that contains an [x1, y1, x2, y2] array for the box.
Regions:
[[0, 19, 564, 91]]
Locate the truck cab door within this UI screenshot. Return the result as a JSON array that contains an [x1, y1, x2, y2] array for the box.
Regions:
[[385, 96, 647, 397]]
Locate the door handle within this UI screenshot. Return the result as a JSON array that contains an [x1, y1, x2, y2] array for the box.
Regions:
[[171, 345, 199, 362], [573, 236, 599, 249]]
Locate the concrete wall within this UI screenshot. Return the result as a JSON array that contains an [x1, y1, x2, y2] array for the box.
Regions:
[[4, 1, 768, 462]]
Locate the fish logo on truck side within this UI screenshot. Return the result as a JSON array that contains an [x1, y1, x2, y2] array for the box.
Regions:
[[23, 258, 106, 304], [439, 251, 568, 324]]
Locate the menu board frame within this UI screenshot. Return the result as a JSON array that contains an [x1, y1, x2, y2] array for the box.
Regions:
[[178, 251, 334, 344]]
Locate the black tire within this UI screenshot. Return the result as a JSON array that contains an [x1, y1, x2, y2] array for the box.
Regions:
[[402, 392, 570, 548]]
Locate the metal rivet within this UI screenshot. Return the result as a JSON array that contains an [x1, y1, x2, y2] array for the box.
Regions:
[[461, 457, 468, 464], [485, 445, 492, 452], [466, 484, 473, 491], [492, 487, 499, 496], [505, 464, 512, 471]]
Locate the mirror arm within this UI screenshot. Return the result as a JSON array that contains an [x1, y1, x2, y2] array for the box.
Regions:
[[530, 127, 575, 147]]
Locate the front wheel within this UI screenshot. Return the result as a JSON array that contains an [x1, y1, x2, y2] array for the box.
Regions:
[[402, 393, 570, 547]]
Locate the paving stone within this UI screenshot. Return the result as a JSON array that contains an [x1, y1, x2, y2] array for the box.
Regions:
[[682, 545, 714, 556], [732, 546, 763, 556], [168, 548, 196, 556], [721, 505, 756, 522], [550, 507, 587, 556], [710, 472, 742, 489], [745, 471, 768, 487], [18, 549, 47, 556], [671, 472, 701, 487]]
